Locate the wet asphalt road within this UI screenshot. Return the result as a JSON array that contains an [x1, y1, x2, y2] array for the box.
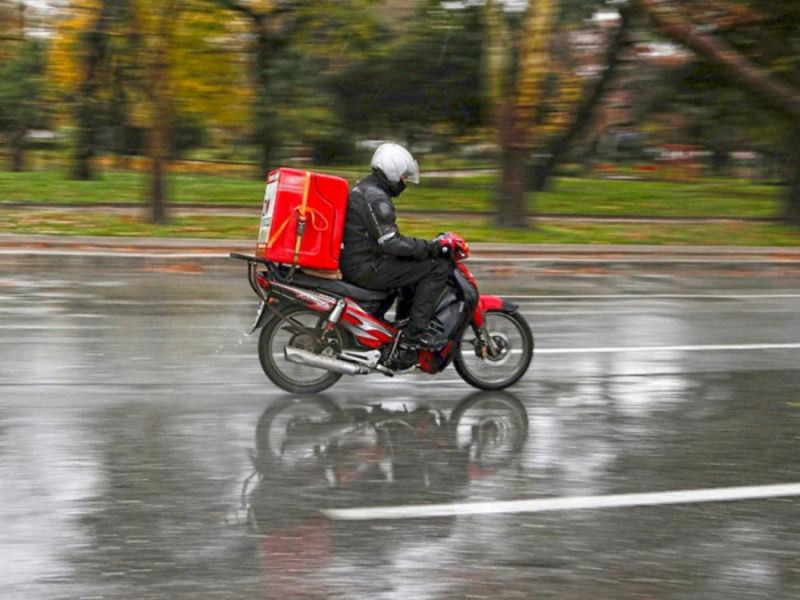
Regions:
[[1, 256, 800, 599]]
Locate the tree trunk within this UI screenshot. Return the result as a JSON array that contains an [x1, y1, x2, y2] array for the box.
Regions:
[[210, 2, 280, 176], [786, 125, 800, 225], [209, 0, 301, 177], [9, 3, 26, 172], [531, 6, 631, 192], [257, 119, 275, 176], [710, 148, 730, 176], [72, 102, 95, 179], [481, 0, 510, 125], [252, 22, 296, 176], [254, 28, 282, 176], [10, 127, 25, 172], [145, 2, 172, 224], [495, 0, 556, 226], [148, 108, 169, 224], [72, 7, 111, 181], [498, 144, 530, 227]]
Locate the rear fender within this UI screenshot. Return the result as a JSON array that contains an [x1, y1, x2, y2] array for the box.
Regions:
[[248, 300, 280, 334], [472, 294, 518, 328]]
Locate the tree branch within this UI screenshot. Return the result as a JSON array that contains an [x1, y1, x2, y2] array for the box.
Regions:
[[211, 0, 264, 24], [632, 0, 800, 121], [532, 6, 632, 190]]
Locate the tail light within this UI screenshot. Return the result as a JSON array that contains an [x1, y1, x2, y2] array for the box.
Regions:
[[256, 273, 270, 291]]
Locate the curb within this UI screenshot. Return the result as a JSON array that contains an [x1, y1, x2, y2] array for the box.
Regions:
[[1, 234, 800, 265], [0, 201, 782, 224]]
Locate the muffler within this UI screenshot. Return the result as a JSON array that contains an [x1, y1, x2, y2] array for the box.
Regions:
[[284, 347, 370, 376]]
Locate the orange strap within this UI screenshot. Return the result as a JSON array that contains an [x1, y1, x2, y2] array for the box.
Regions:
[[292, 172, 312, 261]]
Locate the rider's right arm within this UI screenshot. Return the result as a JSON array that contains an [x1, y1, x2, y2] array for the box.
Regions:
[[365, 193, 433, 260]]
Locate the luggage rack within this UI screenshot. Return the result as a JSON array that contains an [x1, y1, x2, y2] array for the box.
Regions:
[[230, 252, 306, 282], [229, 253, 276, 302], [230, 252, 390, 305]]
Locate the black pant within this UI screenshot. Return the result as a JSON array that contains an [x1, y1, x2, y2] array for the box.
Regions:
[[345, 256, 451, 336]]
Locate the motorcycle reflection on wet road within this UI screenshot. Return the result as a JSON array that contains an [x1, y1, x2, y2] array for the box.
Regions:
[[236, 391, 528, 597]]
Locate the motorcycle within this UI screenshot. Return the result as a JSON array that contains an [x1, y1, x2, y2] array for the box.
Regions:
[[231, 232, 533, 394]]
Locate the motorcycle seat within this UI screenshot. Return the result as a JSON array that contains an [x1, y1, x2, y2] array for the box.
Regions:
[[289, 271, 392, 302]]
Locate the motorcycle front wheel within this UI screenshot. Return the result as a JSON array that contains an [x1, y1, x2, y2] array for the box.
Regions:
[[258, 306, 344, 394], [454, 310, 533, 390]]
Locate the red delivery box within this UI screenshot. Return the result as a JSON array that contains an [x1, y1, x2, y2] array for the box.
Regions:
[[255, 168, 349, 272]]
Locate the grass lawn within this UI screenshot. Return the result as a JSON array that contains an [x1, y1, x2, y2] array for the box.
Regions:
[[0, 168, 785, 218], [0, 169, 263, 205], [2, 209, 799, 246]]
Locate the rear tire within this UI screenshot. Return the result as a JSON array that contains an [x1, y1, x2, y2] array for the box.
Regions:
[[454, 310, 533, 390], [258, 306, 343, 394]]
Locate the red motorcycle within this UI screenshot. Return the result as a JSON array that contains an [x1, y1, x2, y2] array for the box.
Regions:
[[231, 233, 533, 393]]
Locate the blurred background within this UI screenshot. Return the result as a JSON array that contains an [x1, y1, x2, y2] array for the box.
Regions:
[[3, 4, 800, 597], [1, 0, 799, 243]]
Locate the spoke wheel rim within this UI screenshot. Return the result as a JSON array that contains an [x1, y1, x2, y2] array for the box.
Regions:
[[459, 313, 529, 386], [269, 310, 340, 386]]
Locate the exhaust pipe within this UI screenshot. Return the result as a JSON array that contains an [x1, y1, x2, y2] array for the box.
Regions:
[[284, 347, 370, 376]]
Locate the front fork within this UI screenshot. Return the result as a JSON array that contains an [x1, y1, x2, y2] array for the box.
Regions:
[[472, 294, 518, 359], [479, 322, 502, 359]]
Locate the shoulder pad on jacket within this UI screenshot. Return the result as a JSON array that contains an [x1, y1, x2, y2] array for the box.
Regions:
[[371, 195, 395, 222]]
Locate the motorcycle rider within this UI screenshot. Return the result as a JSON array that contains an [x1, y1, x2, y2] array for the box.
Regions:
[[340, 143, 451, 346]]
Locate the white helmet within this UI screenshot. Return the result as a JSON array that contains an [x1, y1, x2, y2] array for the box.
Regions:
[[370, 143, 420, 184]]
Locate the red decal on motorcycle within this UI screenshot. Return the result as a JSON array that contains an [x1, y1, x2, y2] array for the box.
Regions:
[[271, 282, 336, 312], [340, 301, 397, 348], [441, 341, 454, 358], [418, 350, 437, 374]]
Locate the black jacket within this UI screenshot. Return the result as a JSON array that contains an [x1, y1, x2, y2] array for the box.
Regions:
[[340, 172, 433, 279]]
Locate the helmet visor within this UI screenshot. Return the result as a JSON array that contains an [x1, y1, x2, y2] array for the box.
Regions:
[[404, 158, 420, 184]]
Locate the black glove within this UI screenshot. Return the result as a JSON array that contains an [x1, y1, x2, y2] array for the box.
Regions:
[[428, 238, 451, 258]]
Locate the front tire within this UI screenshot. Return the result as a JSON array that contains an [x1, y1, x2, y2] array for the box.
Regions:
[[258, 306, 343, 394], [454, 310, 533, 390]]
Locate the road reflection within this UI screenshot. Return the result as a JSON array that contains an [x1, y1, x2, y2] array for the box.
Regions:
[[240, 391, 529, 597]]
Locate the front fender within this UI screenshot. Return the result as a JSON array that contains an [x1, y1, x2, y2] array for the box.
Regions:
[[472, 294, 518, 328]]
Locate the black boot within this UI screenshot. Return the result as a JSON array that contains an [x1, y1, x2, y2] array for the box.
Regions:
[[400, 326, 429, 350]]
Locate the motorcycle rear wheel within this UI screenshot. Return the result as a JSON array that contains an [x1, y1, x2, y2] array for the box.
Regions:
[[258, 306, 344, 394], [454, 310, 533, 390]]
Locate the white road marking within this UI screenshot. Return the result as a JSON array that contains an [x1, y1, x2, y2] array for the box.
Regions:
[[2, 332, 799, 357], [0, 250, 227, 259], [469, 257, 800, 264], [323, 482, 800, 521], [3, 294, 796, 308], [93, 300, 252, 306], [505, 293, 800, 300], [536, 343, 800, 355]]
